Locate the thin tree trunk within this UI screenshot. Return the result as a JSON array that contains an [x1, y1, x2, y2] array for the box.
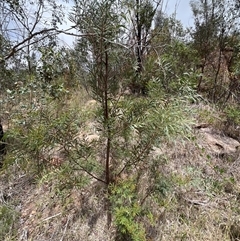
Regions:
[[212, 48, 222, 102], [103, 43, 112, 228], [104, 46, 110, 187], [136, 0, 142, 74]]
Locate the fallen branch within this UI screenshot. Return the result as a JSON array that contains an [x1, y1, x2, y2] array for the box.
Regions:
[[184, 197, 210, 206], [60, 215, 70, 241], [42, 212, 62, 222]]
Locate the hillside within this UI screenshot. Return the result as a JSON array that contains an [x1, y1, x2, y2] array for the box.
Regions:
[[1, 1, 240, 240], [1, 93, 240, 241]]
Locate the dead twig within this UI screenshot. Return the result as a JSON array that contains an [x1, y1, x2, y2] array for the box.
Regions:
[[60, 215, 70, 241], [42, 212, 62, 222]]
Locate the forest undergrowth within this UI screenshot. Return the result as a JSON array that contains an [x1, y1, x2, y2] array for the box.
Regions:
[[0, 86, 240, 241]]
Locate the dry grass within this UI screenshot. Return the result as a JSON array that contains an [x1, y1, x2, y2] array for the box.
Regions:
[[150, 124, 240, 241], [18, 179, 112, 241], [130, 102, 240, 240], [1, 94, 240, 240]]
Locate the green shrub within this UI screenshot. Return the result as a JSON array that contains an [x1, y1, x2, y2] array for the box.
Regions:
[[223, 105, 240, 140], [225, 106, 240, 126], [0, 205, 19, 240], [110, 179, 147, 241]]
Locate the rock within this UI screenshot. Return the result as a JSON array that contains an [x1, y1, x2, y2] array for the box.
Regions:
[[199, 127, 240, 155]]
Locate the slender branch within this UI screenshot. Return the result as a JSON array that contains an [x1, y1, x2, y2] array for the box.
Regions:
[[2, 27, 55, 61], [30, 2, 44, 34], [117, 134, 156, 178], [1, 26, 95, 62], [8, 6, 30, 33], [69, 152, 106, 184]]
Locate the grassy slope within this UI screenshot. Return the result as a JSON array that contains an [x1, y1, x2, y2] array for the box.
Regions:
[[0, 89, 240, 241]]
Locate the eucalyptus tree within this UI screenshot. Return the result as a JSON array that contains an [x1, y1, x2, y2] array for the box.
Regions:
[[0, 0, 80, 99], [69, 0, 166, 189], [190, 0, 240, 103], [69, 0, 124, 226], [150, 10, 197, 93], [122, 0, 162, 94], [0, 0, 69, 70], [190, 0, 220, 89]]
